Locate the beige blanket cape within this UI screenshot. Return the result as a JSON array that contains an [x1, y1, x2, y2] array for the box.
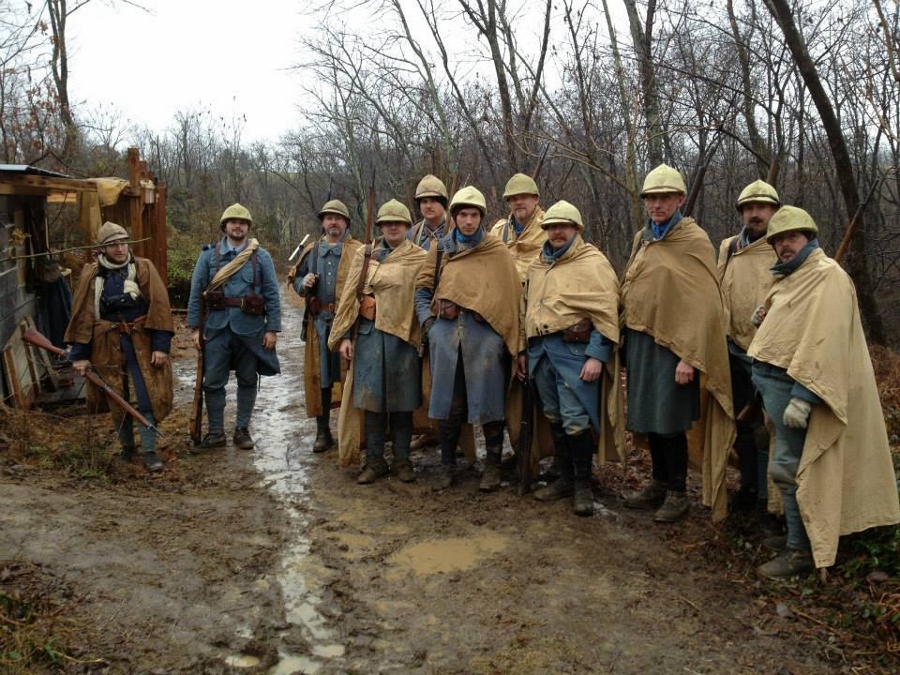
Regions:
[[65, 257, 175, 423], [329, 239, 427, 467], [621, 217, 735, 520], [748, 248, 900, 567], [490, 206, 546, 282], [717, 235, 777, 351]]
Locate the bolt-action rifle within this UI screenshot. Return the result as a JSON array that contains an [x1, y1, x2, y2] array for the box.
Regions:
[[23, 327, 164, 438]]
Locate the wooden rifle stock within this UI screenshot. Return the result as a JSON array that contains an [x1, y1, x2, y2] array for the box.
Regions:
[[357, 178, 377, 301], [22, 327, 164, 438], [518, 378, 535, 495], [189, 306, 207, 444]]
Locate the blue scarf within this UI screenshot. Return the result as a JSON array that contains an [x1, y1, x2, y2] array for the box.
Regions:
[[541, 236, 575, 263], [454, 226, 485, 250], [770, 238, 819, 277], [649, 210, 683, 240]]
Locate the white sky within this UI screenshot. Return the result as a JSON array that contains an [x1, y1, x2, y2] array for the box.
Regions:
[[68, 0, 310, 143]]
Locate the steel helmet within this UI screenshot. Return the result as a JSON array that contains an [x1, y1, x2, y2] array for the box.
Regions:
[[96, 221, 130, 245], [765, 205, 819, 244], [318, 199, 351, 222], [503, 173, 539, 200], [376, 199, 412, 226], [541, 200, 584, 232], [220, 203, 253, 230], [449, 186, 487, 217], [640, 164, 686, 197], [415, 174, 449, 204], [736, 180, 780, 211]]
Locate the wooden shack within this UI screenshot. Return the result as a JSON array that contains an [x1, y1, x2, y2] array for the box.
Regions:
[[0, 148, 167, 408]]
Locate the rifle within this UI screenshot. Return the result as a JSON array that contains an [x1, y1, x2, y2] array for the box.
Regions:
[[356, 172, 376, 301], [189, 302, 206, 444], [22, 327, 164, 439], [532, 143, 550, 181], [518, 376, 535, 495]]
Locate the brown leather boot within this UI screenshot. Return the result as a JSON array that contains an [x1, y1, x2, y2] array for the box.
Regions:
[[357, 457, 389, 484], [313, 415, 334, 453], [624, 480, 667, 510], [392, 458, 416, 483], [654, 491, 690, 523]]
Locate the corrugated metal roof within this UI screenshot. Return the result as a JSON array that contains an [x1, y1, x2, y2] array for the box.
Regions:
[[0, 164, 73, 178]]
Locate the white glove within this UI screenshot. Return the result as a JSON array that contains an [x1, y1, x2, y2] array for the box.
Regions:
[[750, 304, 766, 328], [783, 397, 812, 429], [302, 273, 317, 289]]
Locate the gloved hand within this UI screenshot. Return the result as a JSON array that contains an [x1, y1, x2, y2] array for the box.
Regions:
[[750, 304, 767, 328], [783, 397, 812, 429], [302, 273, 318, 289]]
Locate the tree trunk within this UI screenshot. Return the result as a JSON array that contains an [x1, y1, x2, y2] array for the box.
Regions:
[[764, 0, 886, 344]]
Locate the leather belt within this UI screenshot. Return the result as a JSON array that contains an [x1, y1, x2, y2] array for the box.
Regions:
[[309, 299, 336, 313], [222, 297, 245, 308]]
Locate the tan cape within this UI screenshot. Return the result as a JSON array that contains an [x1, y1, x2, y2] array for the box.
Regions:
[[490, 206, 547, 282], [621, 217, 735, 520], [288, 235, 362, 418], [65, 257, 175, 424], [415, 234, 521, 357], [522, 235, 626, 462], [717, 235, 777, 351], [328, 239, 427, 467], [748, 248, 900, 568]]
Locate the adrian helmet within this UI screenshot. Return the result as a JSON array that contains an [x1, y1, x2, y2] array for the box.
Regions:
[[448, 186, 487, 218], [736, 180, 780, 211], [376, 199, 412, 227], [765, 206, 819, 244], [502, 173, 539, 200], [541, 200, 584, 232], [640, 164, 687, 197]]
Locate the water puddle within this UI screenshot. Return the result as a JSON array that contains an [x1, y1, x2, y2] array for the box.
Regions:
[[386, 533, 509, 580]]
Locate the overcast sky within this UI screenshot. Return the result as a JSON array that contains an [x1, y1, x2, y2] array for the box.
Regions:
[[68, 0, 309, 143]]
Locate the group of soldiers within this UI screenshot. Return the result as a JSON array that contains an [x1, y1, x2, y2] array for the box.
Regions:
[[65, 163, 900, 580]]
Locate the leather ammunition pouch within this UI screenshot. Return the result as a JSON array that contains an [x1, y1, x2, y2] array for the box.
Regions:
[[205, 290, 226, 311], [562, 318, 591, 343], [358, 295, 377, 321], [241, 294, 266, 316]]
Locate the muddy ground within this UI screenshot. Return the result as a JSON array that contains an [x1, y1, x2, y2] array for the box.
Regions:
[[1, 294, 897, 674]]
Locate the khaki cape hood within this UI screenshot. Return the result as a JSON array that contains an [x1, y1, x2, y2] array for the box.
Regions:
[[717, 234, 777, 351], [415, 234, 521, 356], [621, 217, 735, 520], [748, 248, 900, 567], [328, 238, 427, 351]]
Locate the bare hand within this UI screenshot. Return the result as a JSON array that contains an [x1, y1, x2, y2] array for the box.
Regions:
[[675, 360, 695, 385], [750, 304, 767, 328], [303, 273, 318, 289], [339, 338, 353, 361], [191, 328, 201, 350], [73, 359, 90, 376], [151, 351, 168, 367], [516, 354, 527, 381], [262, 331, 277, 351], [580, 357, 603, 382]]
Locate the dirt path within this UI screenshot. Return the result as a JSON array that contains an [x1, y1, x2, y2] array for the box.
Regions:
[[0, 294, 886, 673]]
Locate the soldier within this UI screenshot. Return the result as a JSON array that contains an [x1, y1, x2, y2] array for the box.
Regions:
[[187, 203, 281, 450], [288, 200, 363, 452], [718, 180, 779, 517], [748, 206, 900, 578], [621, 164, 734, 523], [330, 200, 427, 484], [415, 186, 521, 491], [490, 173, 547, 279], [491, 173, 554, 481], [517, 201, 624, 516], [408, 174, 449, 250], [66, 222, 174, 472]]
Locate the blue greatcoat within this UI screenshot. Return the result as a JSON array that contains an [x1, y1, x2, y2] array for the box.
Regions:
[[187, 237, 281, 376]]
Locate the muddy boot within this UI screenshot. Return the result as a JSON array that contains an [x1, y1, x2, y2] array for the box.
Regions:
[[357, 457, 389, 484], [198, 432, 227, 450], [233, 427, 254, 450], [392, 459, 416, 483], [570, 430, 595, 517], [142, 450, 164, 473], [432, 464, 455, 491], [757, 548, 815, 579], [479, 449, 503, 492], [534, 423, 573, 502], [121, 445, 137, 462], [313, 415, 334, 453], [624, 480, 667, 510], [654, 491, 690, 523]]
